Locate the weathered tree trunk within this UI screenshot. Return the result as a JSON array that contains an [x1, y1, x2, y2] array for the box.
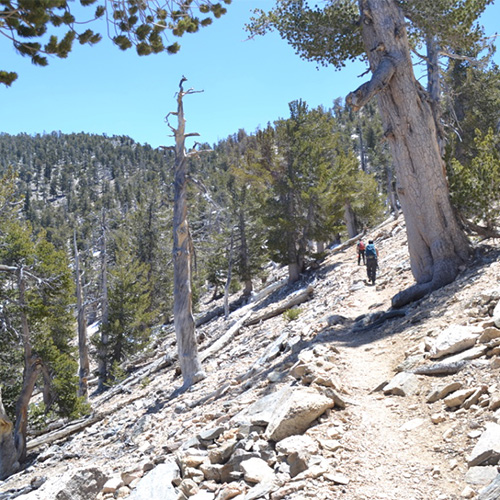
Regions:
[[224, 230, 234, 320], [348, 0, 470, 307], [74, 232, 90, 399], [386, 164, 399, 216], [0, 387, 19, 480], [344, 200, 358, 238], [0, 268, 43, 479], [168, 78, 205, 388], [238, 193, 253, 297], [97, 210, 109, 392], [426, 33, 445, 156]]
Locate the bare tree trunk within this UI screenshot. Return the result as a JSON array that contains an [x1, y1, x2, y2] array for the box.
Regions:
[[224, 230, 234, 319], [74, 232, 89, 399], [167, 77, 205, 388], [348, 0, 470, 307], [238, 192, 253, 297], [97, 210, 109, 392], [426, 33, 445, 156], [344, 200, 358, 238]]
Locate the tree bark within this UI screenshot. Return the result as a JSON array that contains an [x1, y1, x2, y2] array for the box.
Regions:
[[74, 232, 90, 399], [97, 210, 109, 392], [0, 388, 19, 480], [344, 200, 358, 238], [348, 0, 470, 307], [224, 230, 234, 319], [0, 268, 43, 479], [169, 78, 205, 388]]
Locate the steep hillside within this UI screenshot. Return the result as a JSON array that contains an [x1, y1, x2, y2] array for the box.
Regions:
[[1, 216, 500, 500]]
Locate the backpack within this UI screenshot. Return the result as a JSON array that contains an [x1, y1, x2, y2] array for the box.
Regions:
[[357, 241, 365, 251], [365, 243, 377, 258]]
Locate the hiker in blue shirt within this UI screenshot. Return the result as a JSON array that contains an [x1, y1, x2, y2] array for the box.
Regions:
[[365, 240, 378, 285]]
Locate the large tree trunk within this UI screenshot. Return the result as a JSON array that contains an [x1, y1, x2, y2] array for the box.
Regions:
[[348, 0, 470, 307], [0, 269, 43, 479], [170, 78, 205, 388], [0, 387, 19, 480]]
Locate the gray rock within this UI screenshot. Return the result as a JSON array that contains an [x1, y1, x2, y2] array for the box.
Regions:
[[240, 457, 275, 484], [441, 345, 488, 364], [444, 388, 476, 408], [231, 387, 291, 427], [478, 474, 500, 500], [479, 327, 500, 343], [54, 468, 108, 500], [429, 325, 480, 359], [468, 423, 500, 467], [465, 466, 499, 486], [275, 435, 318, 477], [494, 300, 500, 329], [383, 372, 420, 397], [197, 426, 225, 442], [128, 460, 180, 500], [265, 387, 335, 442], [426, 382, 463, 403]]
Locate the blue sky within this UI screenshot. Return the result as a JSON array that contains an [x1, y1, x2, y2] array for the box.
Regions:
[[1, 1, 499, 149]]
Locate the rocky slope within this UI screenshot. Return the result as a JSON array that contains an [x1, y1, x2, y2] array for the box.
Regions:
[[1, 216, 500, 500]]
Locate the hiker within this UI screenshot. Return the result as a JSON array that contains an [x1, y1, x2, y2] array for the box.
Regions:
[[357, 239, 366, 265], [365, 239, 378, 284]]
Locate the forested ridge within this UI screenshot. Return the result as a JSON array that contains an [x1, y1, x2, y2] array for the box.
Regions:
[[1, 51, 500, 485], [0, 99, 393, 478]]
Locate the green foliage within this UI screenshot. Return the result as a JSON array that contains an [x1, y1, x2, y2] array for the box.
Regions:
[[1, 0, 231, 85], [283, 307, 302, 322], [107, 360, 127, 386], [247, 0, 364, 68], [448, 128, 500, 229], [102, 232, 156, 374], [0, 188, 85, 421]]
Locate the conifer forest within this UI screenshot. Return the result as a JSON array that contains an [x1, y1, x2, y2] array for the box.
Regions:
[[1, 0, 500, 496]]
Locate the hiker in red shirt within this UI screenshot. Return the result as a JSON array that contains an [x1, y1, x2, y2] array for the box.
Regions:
[[357, 239, 366, 265]]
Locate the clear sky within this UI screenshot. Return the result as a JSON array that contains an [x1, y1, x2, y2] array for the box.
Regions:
[[1, 1, 499, 149]]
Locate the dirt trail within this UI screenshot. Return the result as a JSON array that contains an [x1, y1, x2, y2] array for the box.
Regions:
[[324, 250, 466, 499]]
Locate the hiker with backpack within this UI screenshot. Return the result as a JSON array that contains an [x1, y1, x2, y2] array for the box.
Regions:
[[357, 239, 366, 265], [365, 240, 378, 284]]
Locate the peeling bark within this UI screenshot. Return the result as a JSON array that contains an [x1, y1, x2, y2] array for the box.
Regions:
[[169, 77, 206, 388], [350, 0, 470, 308]]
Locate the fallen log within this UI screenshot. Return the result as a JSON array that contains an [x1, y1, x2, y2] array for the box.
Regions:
[[200, 311, 253, 363], [412, 360, 469, 376], [243, 285, 314, 327]]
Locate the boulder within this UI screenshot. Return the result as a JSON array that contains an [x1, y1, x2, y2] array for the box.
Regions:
[[265, 387, 335, 442], [232, 387, 291, 427], [128, 460, 180, 500], [240, 457, 275, 484], [429, 325, 480, 359], [383, 372, 420, 397], [54, 468, 108, 500], [465, 466, 499, 486], [468, 423, 500, 467]]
